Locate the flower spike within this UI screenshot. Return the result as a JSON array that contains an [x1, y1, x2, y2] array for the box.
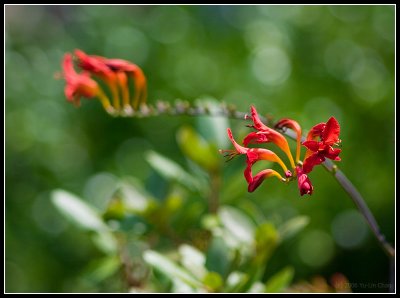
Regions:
[[220, 106, 342, 196], [62, 49, 148, 113]]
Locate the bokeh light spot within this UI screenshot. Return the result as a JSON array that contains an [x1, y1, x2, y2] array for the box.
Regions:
[[298, 230, 335, 268], [251, 46, 291, 86], [349, 55, 389, 105], [147, 6, 190, 44], [104, 27, 149, 65], [331, 209, 369, 249]]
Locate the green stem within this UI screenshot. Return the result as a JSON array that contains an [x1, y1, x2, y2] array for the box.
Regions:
[[282, 128, 395, 259]]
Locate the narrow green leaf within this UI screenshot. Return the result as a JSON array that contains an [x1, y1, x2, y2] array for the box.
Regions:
[[143, 250, 202, 289], [203, 272, 223, 292], [91, 230, 118, 255], [225, 271, 249, 293], [248, 282, 267, 293], [179, 244, 207, 280], [265, 267, 294, 293], [219, 206, 255, 244], [205, 236, 230, 277], [83, 256, 120, 283], [145, 151, 200, 191], [176, 126, 219, 172], [51, 189, 107, 231], [118, 182, 152, 214], [278, 216, 310, 241], [254, 223, 279, 264]]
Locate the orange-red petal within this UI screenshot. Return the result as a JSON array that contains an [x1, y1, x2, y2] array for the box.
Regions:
[[302, 153, 325, 174], [248, 169, 283, 193], [306, 122, 325, 141], [322, 116, 340, 145], [62, 53, 99, 104]]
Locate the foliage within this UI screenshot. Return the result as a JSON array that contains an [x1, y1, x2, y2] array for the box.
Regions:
[[5, 5, 394, 293]]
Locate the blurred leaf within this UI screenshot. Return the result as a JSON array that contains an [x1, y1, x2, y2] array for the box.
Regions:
[[219, 205, 255, 244], [145, 150, 200, 191], [143, 250, 202, 289], [205, 236, 230, 278], [117, 181, 153, 214], [203, 271, 223, 292], [248, 282, 266, 293], [83, 172, 119, 212], [254, 223, 279, 264], [265, 267, 294, 293], [176, 125, 219, 172], [278, 216, 310, 242], [179, 244, 207, 280], [201, 214, 220, 230], [165, 192, 184, 214], [82, 256, 120, 283], [171, 278, 196, 293], [195, 97, 230, 149], [220, 171, 247, 204], [52, 190, 118, 255], [51, 189, 107, 231], [225, 271, 249, 293], [91, 230, 118, 255]]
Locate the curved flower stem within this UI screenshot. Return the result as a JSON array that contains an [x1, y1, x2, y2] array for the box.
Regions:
[[111, 100, 395, 259], [324, 160, 395, 258], [282, 128, 395, 259]]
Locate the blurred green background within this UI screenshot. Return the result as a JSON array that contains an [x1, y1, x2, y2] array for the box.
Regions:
[[5, 5, 394, 293]]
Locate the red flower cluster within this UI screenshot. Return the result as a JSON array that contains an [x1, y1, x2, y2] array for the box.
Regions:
[[59, 49, 147, 114], [221, 106, 341, 196]]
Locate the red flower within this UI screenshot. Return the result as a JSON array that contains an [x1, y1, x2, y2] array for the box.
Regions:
[[302, 117, 341, 173], [105, 58, 147, 109], [245, 106, 296, 169], [296, 166, 313, 196], [74, 49, 147, 110], [61, 53, 113, 112], [74, 50, 115, 82], [221, 128, 288, 192], [62, 53, 100, 106], [220, 106, 342, 196]]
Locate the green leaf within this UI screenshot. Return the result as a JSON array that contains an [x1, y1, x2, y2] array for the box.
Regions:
[[225, 271, 249, 293], [219, 206, 255, 245], [278, 216, 310, 242], [265, 267, 294, 293], [179, 244, 207, 280], [254, 223, 279, 264], [203, 272, 223, 292], [176, 125, 219, 172], [143, 250, 202, 289], [51, 189, 107, 231], [117, 181, 152, 214], [145, 151, 200, 191], [205, 236, 230, 277], [82, 256, 120, 283], [83, 172, 119, 211], [248, 282, 266, 293], [91, 230, 118, 255], [194, 97, 230, 149]]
